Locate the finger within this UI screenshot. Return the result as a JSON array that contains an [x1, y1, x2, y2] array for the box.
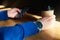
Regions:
[[16, 9, 22, 13], [13, 8, 22, 13], [47, 17, 55, 22], [12, 12, 18, 18], [41, 15, 54, 21], [46, 15, 55, 21]]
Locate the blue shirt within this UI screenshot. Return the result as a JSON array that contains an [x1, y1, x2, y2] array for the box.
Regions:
[[0, 10, 39, 40]]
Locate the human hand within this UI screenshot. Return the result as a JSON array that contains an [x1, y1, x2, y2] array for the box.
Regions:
[[38, 15, 56, 30], [7, 8, 21, 18]]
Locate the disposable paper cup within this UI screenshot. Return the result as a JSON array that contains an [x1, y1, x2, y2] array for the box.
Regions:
[[41, 10, 54, 17]]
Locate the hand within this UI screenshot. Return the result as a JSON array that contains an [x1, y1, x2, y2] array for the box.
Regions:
[[7, 8, 21, 18], [38, 15, 56, 30]]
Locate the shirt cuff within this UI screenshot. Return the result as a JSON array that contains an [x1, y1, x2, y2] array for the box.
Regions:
[[0, 10, 9, 20]]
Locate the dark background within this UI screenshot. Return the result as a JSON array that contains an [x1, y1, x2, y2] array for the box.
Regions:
[[0, 0, 56, 11], [0, 0, 60, 21]]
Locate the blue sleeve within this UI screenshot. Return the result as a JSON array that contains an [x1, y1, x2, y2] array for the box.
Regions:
[[0, 10, 9, 20], [0, 25, 24, 40], [0, 22, 39, 40], [20, 22, 39, 38]]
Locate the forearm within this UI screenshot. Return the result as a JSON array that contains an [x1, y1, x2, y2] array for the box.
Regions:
[[20, 21, 39, 38], [0, 21, 39, 40], [0, 24, 24, 40], [0, 21, 42, 40]]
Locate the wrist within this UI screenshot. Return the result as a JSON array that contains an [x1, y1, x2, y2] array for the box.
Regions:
[[34, 21, 43, 31], [7, 10, 10, 18]]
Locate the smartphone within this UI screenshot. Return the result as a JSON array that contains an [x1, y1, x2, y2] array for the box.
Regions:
[[15, 7, 29, 18]]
